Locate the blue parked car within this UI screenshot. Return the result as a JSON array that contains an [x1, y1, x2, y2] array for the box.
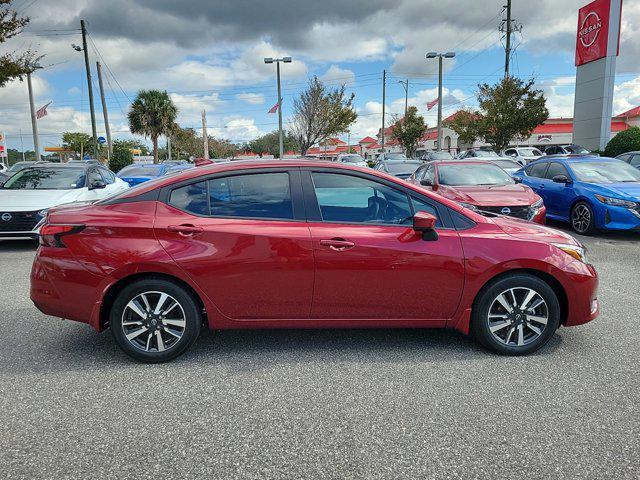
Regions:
[[514, 155, 640, 235], [117, 163, 171, 186]]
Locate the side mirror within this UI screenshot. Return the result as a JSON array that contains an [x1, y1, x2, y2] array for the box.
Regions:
[[89, 180, 106, 190], [413, 211, 438, 241], [420, 178, 433, 186], [513, 176, 523, 184], [552, 175, 570, 184]]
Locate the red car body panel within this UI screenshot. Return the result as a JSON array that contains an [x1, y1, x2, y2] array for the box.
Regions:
[[407, 161, 547, 224], [30, 160, 598, 338]]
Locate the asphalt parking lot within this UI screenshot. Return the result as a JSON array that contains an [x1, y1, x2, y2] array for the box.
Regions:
[[0, 225, 638, 479]]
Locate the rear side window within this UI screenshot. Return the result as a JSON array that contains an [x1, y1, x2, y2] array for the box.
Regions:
[[209, 172, 293, 220], [526, 162, 548, 178], [169, 181, 208, 215]]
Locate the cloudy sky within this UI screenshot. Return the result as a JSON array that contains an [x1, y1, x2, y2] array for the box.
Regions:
[[0, 0, 638, 151]]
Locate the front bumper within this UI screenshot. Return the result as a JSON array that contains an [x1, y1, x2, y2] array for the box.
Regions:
[[596, 203, 640, 231], [561, 260, 599, 327]]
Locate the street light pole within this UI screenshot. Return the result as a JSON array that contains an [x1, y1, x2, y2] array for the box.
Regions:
[[264, 56, 292, 159], [426, 51, 455, 152], [80, 20, 98, 158], [27, 71, 40, 161], [398, 79, 409, 118]]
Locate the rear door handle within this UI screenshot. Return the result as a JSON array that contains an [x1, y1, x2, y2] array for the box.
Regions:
[[320, 238, 355, 251], [167, 224, 203, 235]]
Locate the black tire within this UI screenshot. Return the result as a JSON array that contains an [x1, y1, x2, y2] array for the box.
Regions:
[[571, 201, 596, 235], [471, 274, 560, 356], [110, 278, 201, 363]]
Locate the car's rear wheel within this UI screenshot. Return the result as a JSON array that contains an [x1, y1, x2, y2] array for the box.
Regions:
[[110, 279, 201, 363], [471, 274, 560, 355], [571, 201, 595, 235]]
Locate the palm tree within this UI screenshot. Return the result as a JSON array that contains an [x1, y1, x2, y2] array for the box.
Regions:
[[128, 90, 177, 163]]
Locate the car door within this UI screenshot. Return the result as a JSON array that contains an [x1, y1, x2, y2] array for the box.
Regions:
[[522, 162, 548, 195], [542, 162, 576, 219], [302, 168, 464, 321], [154, 169, 314, 320]]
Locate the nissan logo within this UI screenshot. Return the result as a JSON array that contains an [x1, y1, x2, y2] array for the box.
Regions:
[[501, 207, 511, 215], [579, 11, 602, 48], [1, 213, 11, 222]]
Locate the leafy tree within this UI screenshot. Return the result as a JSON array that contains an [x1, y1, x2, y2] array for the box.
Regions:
[[390, 106, 427, 157], [109, 140, 134, 173], [604, 126, 640, 158], [246, 130, 299, 157], [171, 126, 201, 159], [128, 90, 177, 163], [290, 76, 357, 155], [446, 76, 549, 152], [7, 148, 35, 165], [208, 137, 237, 159], [0, 1, 42, 88], [62, 132, 94, 158]]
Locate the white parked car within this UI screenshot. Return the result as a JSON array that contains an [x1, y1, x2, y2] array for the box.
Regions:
[[336, 153, 368, 167], [0, 163, 7, 173], [0, 163, 129, 239], [503, 147, 544, 165]]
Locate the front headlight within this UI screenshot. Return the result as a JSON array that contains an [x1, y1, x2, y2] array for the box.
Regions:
[[594, 194, 637, 209], [37, 209, 48, 218], [531, 198, 544, 209], [552, 243, 588, 263], [458, 202, 478, 211]]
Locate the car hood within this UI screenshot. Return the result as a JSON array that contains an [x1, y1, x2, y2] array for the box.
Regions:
[[0, 188, 85, 211], [589, 181, 640, 200], [437, 183, 539, 206], [491, 215, 579, 245]]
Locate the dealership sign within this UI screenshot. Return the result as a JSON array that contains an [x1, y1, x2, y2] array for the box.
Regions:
[[575, 0, 620, 66]]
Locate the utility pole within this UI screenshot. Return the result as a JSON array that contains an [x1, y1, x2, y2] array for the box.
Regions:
[[19, 128, 25, 161], [381, 69, 386, 152], [426, 52, 456, 152], [167, 136, 172, 160], [264, 56, 291, 158], [96, 62, 112, 158], [202, 110, 209, 159], [80, 20, 98, 157], [398, 79, 409, 118], [504, 0, 512, 78], [27, 72, 40, 161]]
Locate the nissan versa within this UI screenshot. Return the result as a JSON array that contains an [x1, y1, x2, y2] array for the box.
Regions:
[[30, 160, 599, 362]]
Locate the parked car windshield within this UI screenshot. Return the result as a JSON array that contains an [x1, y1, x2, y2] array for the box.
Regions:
[[491, 159, 521, 170], [472, 150, 498, 158], [118, 165, 162, 177], [384, 153, 408, 161], [438, 164, 513, 186], [340, 155, 365, 163], [518, 148, 543, 156], [566, 145, 589, 154], [386, 161, 422, 176], [570, 161, 640, 184], [429, 152, 453, 160], [2, 167, 86, 190]]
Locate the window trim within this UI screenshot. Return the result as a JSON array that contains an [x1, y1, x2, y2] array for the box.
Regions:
[[161, 167, 306, 222], [299, 167, 454, 229]]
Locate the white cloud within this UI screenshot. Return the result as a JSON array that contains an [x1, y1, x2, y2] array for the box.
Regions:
[[320, 65, 355, 86], [236, 92, 265, 105]]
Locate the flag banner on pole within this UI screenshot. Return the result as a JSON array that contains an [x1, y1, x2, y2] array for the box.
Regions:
[[36, 102, 51, 119], [426, 98, 439, 111], [268, 102, 280, 114]]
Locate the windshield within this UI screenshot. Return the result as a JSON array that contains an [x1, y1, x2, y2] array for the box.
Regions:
[[430, 152, 453, 160], [570, 161, 640, 184], [385, 153, 408, 161], [473, 150, 499, 158], [491, 159, 521, 169], [386, 162, 422, 175], [341, 155, 364, 163], [118, 165, 162, 177], [566, 145, 589, 154], [518, 148, 542, 156], [2, 168, 86, 190], [438, 164, 514, 186]]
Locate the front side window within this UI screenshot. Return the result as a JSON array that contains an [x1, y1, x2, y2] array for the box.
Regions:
[[544, 162, 569, 180], [99, 169, 116, 184], [209, 172, 293, 220], [526, 162, 548, 178], [630, 155, 640, 167], [410, 196, 441, 227], [311, 172, 412, 225]]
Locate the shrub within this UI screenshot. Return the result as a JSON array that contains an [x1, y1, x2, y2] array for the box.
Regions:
[[604, 126, 640, 158], [109, 143, 133, 173]]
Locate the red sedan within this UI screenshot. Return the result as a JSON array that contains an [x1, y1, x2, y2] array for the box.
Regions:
[[31, 160, 598, 362], [408, 160, 546, 224]]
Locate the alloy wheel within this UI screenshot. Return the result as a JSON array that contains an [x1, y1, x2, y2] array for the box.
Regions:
[[487, 287, 549, 347], [121, 291, 186, 352], [572, 204, 591, 233]]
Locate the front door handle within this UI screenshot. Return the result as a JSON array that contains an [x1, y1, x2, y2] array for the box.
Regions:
[[320, 238, 355, 251], [167, 224, 203, 235]]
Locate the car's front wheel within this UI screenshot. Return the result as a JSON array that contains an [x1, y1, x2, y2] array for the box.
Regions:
[[471, 274, 560, 355], [110, 278, 202, 363], [571, 201, 595, 235]]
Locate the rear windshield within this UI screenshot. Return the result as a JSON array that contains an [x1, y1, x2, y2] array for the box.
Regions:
[[341, 155, 365, 163], [473, 150, 499, 157], [118, 165, 162, 177], [385, 153, 408, 160], [386, 162, 422, 175], [491, 159, 521, 169], [2, 168, 86, 190]]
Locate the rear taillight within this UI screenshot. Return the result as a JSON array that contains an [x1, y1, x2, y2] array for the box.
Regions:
[[39, 224, 85, 248]]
